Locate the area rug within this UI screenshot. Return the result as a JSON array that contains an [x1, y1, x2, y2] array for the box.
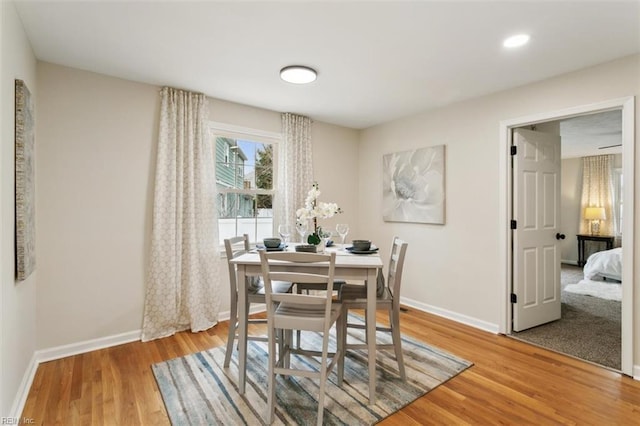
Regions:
[[564, 279, 622, 301], [152, 318, 472, 425]]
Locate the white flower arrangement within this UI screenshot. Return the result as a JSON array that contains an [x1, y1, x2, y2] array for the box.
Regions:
[[296, 182, 342, 244]]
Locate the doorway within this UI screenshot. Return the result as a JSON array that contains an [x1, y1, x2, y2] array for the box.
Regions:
[[498, 97, 635, 376]]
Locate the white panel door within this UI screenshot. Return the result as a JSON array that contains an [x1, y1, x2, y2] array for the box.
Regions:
[[513, 128, 562, 331]]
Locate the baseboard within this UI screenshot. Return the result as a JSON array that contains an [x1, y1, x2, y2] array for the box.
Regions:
[[36, 329, 142, 363], [634, 365, 640, 381], [561, 259, 579, 266], [400, 296, 500, 334], [218, 303, 266, 322], [9, 352, 38, 419]]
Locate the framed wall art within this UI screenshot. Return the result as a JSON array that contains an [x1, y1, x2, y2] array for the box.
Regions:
[[15, 79, 36, 281], [382, 145, 445, 224]]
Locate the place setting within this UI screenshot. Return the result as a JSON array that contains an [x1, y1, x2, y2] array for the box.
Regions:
[[255, 237, 287, 251], [345, 239, 379, 255]]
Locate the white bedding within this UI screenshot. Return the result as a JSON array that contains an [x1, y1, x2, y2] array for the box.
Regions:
[[583, 247, 622, 281]]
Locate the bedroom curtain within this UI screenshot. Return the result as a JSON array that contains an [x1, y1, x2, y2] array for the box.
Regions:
[[275, 113, 314, 232], [141, 87, 221, 342], [579, 154, 616, 237]]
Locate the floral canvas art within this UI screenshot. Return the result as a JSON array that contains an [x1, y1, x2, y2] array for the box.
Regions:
[[382, 145, 445, 224]]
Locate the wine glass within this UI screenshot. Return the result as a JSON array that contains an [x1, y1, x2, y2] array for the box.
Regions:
[[278, 224, 291, 246], [320, 228, 333, 249], [295, 221, 308, 243], [336, 223, 350, 249]]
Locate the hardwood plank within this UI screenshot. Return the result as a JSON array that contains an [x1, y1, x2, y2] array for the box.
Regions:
[[21, 308, 640, 424]]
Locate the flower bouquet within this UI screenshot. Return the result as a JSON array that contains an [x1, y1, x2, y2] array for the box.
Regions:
[[296, 182, 342, 245]]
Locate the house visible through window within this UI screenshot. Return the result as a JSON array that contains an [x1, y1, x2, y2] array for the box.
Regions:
[[211, 123, 280, 244]]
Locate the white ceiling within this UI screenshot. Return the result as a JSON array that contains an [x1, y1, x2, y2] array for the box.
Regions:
[[560, 110, 622, 159], [14, 1, 640, 130]]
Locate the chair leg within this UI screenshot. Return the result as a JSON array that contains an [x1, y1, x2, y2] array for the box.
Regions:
[[267, 325, 277, 424], [284, 330, 293, 369], [390, 306, 406, 380], [224, 294, 238, 368], [337, 307, 346, 386], [295, 286, 303, 348], [316, 331, 329, 426]]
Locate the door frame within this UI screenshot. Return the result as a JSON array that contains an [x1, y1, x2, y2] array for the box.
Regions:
[[498, 96, 635, 376]]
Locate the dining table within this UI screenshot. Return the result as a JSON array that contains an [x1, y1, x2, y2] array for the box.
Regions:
[[229, 243, 384, 405]]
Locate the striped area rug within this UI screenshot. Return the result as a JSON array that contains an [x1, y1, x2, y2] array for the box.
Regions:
[[152, 317, 472, 425]]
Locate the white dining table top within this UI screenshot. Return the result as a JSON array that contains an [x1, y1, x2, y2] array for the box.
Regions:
[[229, 244, 384, 269]]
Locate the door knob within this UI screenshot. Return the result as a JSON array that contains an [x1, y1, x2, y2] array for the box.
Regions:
[[556, 233, 566, 240]]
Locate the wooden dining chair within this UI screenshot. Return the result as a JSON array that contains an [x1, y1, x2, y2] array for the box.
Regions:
[[259, 250, 343, 426], [223, 235, 293, 368], [336, 236, 408, 383], [294, 275, 345, 348]]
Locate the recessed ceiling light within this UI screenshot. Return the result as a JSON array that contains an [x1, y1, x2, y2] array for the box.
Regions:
[[280, 66, 317, 84], [503, 34, 530, 48]]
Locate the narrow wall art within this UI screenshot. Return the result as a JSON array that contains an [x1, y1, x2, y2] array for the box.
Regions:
[[15, 79, 36, 281], [382, 145, 445, 224]]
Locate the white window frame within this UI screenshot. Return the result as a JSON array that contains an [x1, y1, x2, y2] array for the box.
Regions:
[[224, 143, 230, 165], [210, 122, 281, 246]]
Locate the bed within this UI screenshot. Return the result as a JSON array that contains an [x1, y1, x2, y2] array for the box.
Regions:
[[583, 247, 622, 281]]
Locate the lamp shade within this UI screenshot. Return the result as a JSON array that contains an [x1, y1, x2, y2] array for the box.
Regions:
[[584, 207, 606, 220]]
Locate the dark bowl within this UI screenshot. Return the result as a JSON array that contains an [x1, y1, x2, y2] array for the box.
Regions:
[[352, 239, 371, 251], [263, 237, 282, 248]]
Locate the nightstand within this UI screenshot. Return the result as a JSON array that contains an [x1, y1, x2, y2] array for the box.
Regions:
[[577, 234, 615, 267]]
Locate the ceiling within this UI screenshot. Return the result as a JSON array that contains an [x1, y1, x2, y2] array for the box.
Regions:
[[14, 1, 640, 130], [560, 110, 622, 159]]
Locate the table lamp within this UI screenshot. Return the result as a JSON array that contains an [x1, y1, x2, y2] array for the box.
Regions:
[[584, 207, 606, 235]]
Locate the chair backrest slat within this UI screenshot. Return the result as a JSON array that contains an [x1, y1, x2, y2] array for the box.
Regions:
[[387, 237, 408, 303], [259, 251, 337, 326], [224, 234, 251, 295]]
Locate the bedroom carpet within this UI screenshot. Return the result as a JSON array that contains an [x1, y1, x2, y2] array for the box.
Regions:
[[512, 264, 621, 371]]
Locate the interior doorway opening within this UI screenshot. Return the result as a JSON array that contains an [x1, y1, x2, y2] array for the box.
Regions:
[[499, 97, 635, 376]]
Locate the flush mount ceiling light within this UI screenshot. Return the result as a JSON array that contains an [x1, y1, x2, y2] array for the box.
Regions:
[[280, 65, 317, 84], [503, 34, 530, 48]]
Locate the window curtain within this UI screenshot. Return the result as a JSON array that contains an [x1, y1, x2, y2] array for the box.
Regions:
[[141, 87, 221, 342], [276, 113, 314, 232], [579, 154, 616, 237]]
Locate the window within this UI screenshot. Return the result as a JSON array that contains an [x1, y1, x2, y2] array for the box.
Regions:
[[211, 122, 280, 244]]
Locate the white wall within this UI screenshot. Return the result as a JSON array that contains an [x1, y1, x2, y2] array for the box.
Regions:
[[358, 55, 639, 352], [36, 62, 158, 349], [0, 1, 38, 416], [35, 63, 360, 351], [561, 157, 583, 263]]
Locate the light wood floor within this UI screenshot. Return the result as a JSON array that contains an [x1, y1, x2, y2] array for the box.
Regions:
[[22, 307, 640, 425]]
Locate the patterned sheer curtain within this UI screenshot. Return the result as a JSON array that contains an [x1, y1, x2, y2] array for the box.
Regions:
[[141, 87, 221, 342], [579, 154, 616, 237], [276, 113, 314, 231]]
